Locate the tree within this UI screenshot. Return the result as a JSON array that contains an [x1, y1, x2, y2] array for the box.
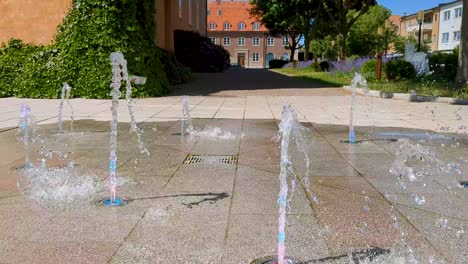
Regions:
[[309, 36, 339, 60], [455, 0, 468, 88], [250, 0, 318, 61], [347, 5, 391, 57], [320, 0, 377, 60], [393, 35, 430, 55]]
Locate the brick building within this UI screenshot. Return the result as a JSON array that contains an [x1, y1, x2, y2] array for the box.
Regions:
[[207, 0, 293, 68], [0, 0, 207, 51]]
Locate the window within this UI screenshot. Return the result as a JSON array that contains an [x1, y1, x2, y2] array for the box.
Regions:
[[281, 53, 289, 61], [209, 22, 216, 30], [432, 35, 436, 42], [238, 37, 245, 46], [267, 37, 274, 46], [455, 8, 463, 18], [178, 0, 182, 19], [253, 22, 260, 31], [224, 22, 231, 30], [252, 53, 260, 62], [223, 37, 231, 46], [207, 10, 211, 15], [188, 0, 192, 25], [454, 31, 461, 41], [217, 9, 222, 16], [442, 32, 449, 43], [252, 37, 260, 46], [434, 14, 438, 22], [282, 36, 288, 46], [210, 37, 216, 44], [443, 11, 450, 21], [238, 22, 246, 30]]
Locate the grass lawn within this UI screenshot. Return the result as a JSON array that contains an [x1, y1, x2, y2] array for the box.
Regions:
[[272, 68, 468, 99]]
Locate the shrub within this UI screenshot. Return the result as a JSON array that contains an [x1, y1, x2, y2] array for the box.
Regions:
[[0, 0, 190, 99], [319, 61, 330, 72], [384, 60, 416, 80], [429, 51, 458, 81], [158, 48, 191, 85], [269, 59, 288, 69], [361, 59, 377, 80], [174, 30, 230, 72]]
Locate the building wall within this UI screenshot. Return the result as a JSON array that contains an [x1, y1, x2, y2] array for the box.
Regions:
[[438, 1, 463, 51], [156, 0, 207, 51], [400, 8, 439, 52], [207, 0, 292, 68], [209, 32, 289, 68], [0, 0, 206, 51], [0, 0, 71, 44]]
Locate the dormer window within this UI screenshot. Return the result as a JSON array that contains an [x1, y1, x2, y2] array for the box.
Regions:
[[238, 22, 246, 30], [253, 22, 260, 31], [224, 22, 231, 30], [209, 22, 216, 30]]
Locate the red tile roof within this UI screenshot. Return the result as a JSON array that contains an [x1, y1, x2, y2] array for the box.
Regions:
[[207, 0, 267, 32]]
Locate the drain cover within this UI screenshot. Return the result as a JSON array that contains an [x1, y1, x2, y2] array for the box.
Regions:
[[183, 154, 238, 165], [460, 181, 468, 188]]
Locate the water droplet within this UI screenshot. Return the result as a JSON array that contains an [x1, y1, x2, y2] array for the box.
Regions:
[[437, 218, 449, 229], [411, 193, 426, 205], [456, 229, 465, 239]]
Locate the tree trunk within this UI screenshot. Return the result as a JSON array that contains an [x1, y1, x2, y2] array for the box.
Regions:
[[339, 31, 348, 61], [290, 35, 297, 62], [455, 0, 468, 88]]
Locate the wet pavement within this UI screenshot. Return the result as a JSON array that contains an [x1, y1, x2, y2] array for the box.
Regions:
[[0, 69, 468, 263]]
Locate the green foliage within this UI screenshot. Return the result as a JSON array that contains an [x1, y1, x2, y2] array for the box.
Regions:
[[0, 0, 188, 99], [393, 35, 431, 54], [347, 5, 392, 57], [309, 36, 338, 60], [361, 59, 377, 80], [429, 50, 459, 81], [384, 60, 416, 80]]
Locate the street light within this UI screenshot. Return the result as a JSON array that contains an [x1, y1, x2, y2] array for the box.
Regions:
[[416, 10, 424, 52]]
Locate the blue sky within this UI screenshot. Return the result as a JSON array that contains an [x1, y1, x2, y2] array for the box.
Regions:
[[378, 0, 454, 15]]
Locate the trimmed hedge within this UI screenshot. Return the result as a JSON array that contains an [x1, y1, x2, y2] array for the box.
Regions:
[[269, 59, 289, 69], [174, 30, 230, 72], [429, 51, 458, 81], [0, 0, 190, 98], [384, 60, 416, 80], [361, 59, 377, 80]]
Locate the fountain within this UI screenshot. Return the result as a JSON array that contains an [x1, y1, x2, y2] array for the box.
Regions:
[[105, 51, 149, 206], [181, 95, 193, 136], [17, 104, 36, 169], [57, 82, 74, 133], [347, 72, 368, 144]]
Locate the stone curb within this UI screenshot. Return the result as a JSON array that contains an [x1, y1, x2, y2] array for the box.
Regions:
[[343, 86, 468, 105]]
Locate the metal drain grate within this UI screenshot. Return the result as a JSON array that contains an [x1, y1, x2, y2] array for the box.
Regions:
[[183, 154, 238, 165]]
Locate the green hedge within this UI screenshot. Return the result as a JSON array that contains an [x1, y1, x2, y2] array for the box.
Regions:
[[384, 60, 416, 81], [0, 0, 190, 98]]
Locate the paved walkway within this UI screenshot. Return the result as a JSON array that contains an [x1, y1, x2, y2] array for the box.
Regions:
[[0, 70, 467, 263]]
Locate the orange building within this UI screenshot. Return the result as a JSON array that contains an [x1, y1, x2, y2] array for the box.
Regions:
[[207, 0, 293, 68], [399, 7, 441, 52], [0, 0, 206, 51]]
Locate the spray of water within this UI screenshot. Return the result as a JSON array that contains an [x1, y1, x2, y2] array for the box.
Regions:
[[17, 104, 37, 169], [348, 73, 368, 143], [181, 95, 193, 136], [58, 82, 74, 133]]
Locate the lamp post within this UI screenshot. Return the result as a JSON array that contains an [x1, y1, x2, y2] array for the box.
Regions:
[[376, 27, 383, 80], [416, 10, 424, 52]]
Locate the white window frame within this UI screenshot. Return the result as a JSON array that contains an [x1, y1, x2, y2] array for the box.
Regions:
[[253, 22, 260, 31], [455, 8, 463, 18], [252, 53, 260, 63], [210, 37, 216, 44], [239, 22, 246, 30], [282, 36, 289, 46], [238, 37, 245, 46], [223, 37, 231, 46], [224, 22, 231, 30], [209, 22, 216, 30], [267, 37, 274, 46], [443, 10, 450, 21], [442, 32, 449, 43], [252, 37, 260, 46], [454, 31, 461, 41]]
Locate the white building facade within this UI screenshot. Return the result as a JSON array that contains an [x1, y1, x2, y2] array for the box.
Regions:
[[438, 0, 463, 51]]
